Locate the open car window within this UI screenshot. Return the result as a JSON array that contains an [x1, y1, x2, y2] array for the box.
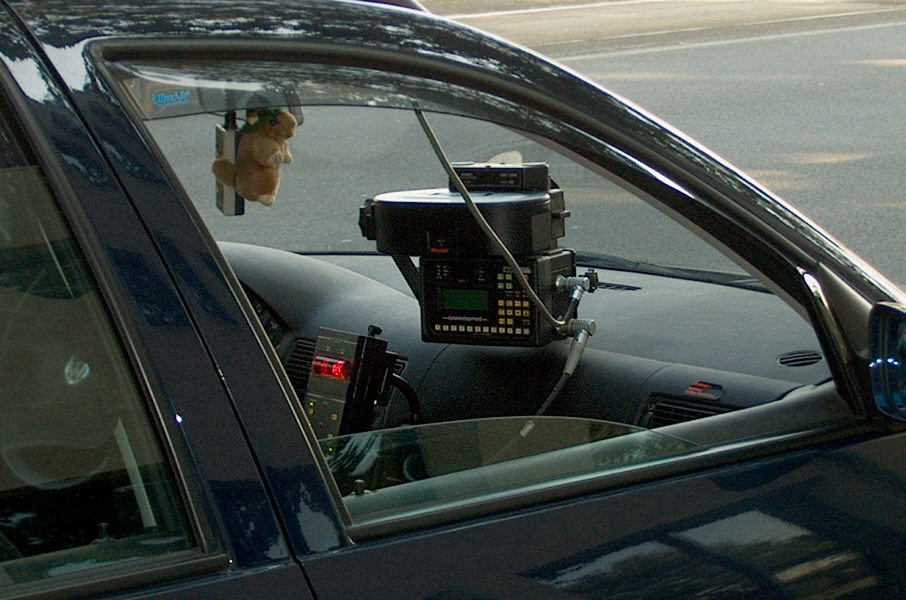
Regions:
[[120, 60, 743, 274], [321, 417, 694, 528], [106, 57, 840, 532]]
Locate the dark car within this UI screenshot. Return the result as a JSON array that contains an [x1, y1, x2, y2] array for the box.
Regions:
[[3, 0, 906, 598]]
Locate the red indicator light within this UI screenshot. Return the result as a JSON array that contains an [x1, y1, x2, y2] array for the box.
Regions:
[[684, 380, 722, 400], [312, 356, 351, 380]]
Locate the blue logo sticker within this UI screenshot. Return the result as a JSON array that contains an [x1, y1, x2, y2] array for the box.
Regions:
[[152, 89, 192, 108]]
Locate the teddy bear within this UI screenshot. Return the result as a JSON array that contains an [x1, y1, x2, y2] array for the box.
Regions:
[[212, 108, 297, 206]]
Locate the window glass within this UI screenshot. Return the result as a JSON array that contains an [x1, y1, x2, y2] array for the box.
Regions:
[[110, 58, 829, 530], [0, 112, 193, 587], [320, 417, 694, 524], [152, 106, 743, 275]]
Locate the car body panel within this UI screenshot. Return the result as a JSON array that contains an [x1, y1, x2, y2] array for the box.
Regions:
[[0, 4, 318, 598], [1, 1, 905, 599], [304, 430, 906, 599]]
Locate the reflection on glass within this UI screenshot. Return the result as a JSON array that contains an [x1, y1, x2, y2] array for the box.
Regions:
[[526, 509, 879, 599], [0, 166, 193, 587], [319, 416, 693, 523]]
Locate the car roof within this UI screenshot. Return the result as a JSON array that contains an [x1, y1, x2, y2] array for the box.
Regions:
[[4, 0, 433, 43]]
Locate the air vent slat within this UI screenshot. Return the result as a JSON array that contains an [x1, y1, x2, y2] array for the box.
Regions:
[[285, 337, 317, 392], [598, 282, 641, 292], [777, 350, 823, 367], [644, 396, 732, 428]]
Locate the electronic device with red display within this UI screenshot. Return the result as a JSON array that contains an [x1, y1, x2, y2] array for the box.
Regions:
[[303, 327, 419, 437]]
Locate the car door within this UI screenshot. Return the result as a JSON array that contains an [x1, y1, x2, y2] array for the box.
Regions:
[[121, 60, 906, 600], [200, 54, 906, 600], [23, 2, 906, 599], [0, 11, 316, 600]]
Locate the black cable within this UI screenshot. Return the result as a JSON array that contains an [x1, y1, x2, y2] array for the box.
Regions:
[[536, 373, 570, 416], [390, 373, 421, 424]]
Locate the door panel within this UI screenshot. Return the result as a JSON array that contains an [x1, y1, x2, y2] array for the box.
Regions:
[[303, 434, 906, 599]]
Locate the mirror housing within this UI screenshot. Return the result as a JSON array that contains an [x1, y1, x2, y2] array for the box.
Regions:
[[869, 302, 906, 421]]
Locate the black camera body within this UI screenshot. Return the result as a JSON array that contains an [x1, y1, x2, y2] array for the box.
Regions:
[[359, 163, 575, 347]]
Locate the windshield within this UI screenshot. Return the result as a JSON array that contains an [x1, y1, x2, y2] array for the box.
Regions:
[[126, 60, 746, 278]]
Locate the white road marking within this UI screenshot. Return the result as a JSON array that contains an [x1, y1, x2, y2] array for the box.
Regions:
[[559, 13, 906, 61], [447, 0, 671, 20]]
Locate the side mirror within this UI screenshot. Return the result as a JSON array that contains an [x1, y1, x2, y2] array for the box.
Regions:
[[869, 302, 906, 421]]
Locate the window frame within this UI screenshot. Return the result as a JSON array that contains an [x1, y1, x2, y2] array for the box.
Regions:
[[89, 42, 877, 542]]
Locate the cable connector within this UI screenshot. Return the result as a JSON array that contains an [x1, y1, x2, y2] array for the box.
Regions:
[[536, 318, 595, 415], [556, 275, 591, 292], [558, 318, 596, 338], [563, 325, 593, 377], [555, 270, 599, 323], [555, 269, 599, 293]]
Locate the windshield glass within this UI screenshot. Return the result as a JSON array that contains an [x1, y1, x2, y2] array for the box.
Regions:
[[124, 60, 745, 277]]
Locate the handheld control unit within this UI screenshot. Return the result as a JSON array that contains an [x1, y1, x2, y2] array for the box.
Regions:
[[420, 251, 574, 346]]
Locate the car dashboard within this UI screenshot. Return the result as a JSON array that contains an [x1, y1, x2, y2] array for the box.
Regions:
[[222, 242, 830, 433]]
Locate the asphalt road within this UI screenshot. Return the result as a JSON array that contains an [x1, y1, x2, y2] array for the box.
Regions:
[[428, 1, 906, 283]]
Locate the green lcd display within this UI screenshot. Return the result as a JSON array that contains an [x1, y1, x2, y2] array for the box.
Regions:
[[441, 288, 488, 311]]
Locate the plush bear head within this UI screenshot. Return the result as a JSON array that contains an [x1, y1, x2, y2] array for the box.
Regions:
[[244, 108, 297, 144]]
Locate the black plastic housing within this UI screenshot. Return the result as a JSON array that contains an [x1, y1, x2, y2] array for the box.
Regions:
[[420, 249, 575, 346], [359, 188, 568, 257]]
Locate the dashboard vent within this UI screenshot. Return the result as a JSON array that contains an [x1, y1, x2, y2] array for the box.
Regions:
[[777, 350, 823, 367], [643, 396, 732, 428], [285, 337, 317, 395]]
